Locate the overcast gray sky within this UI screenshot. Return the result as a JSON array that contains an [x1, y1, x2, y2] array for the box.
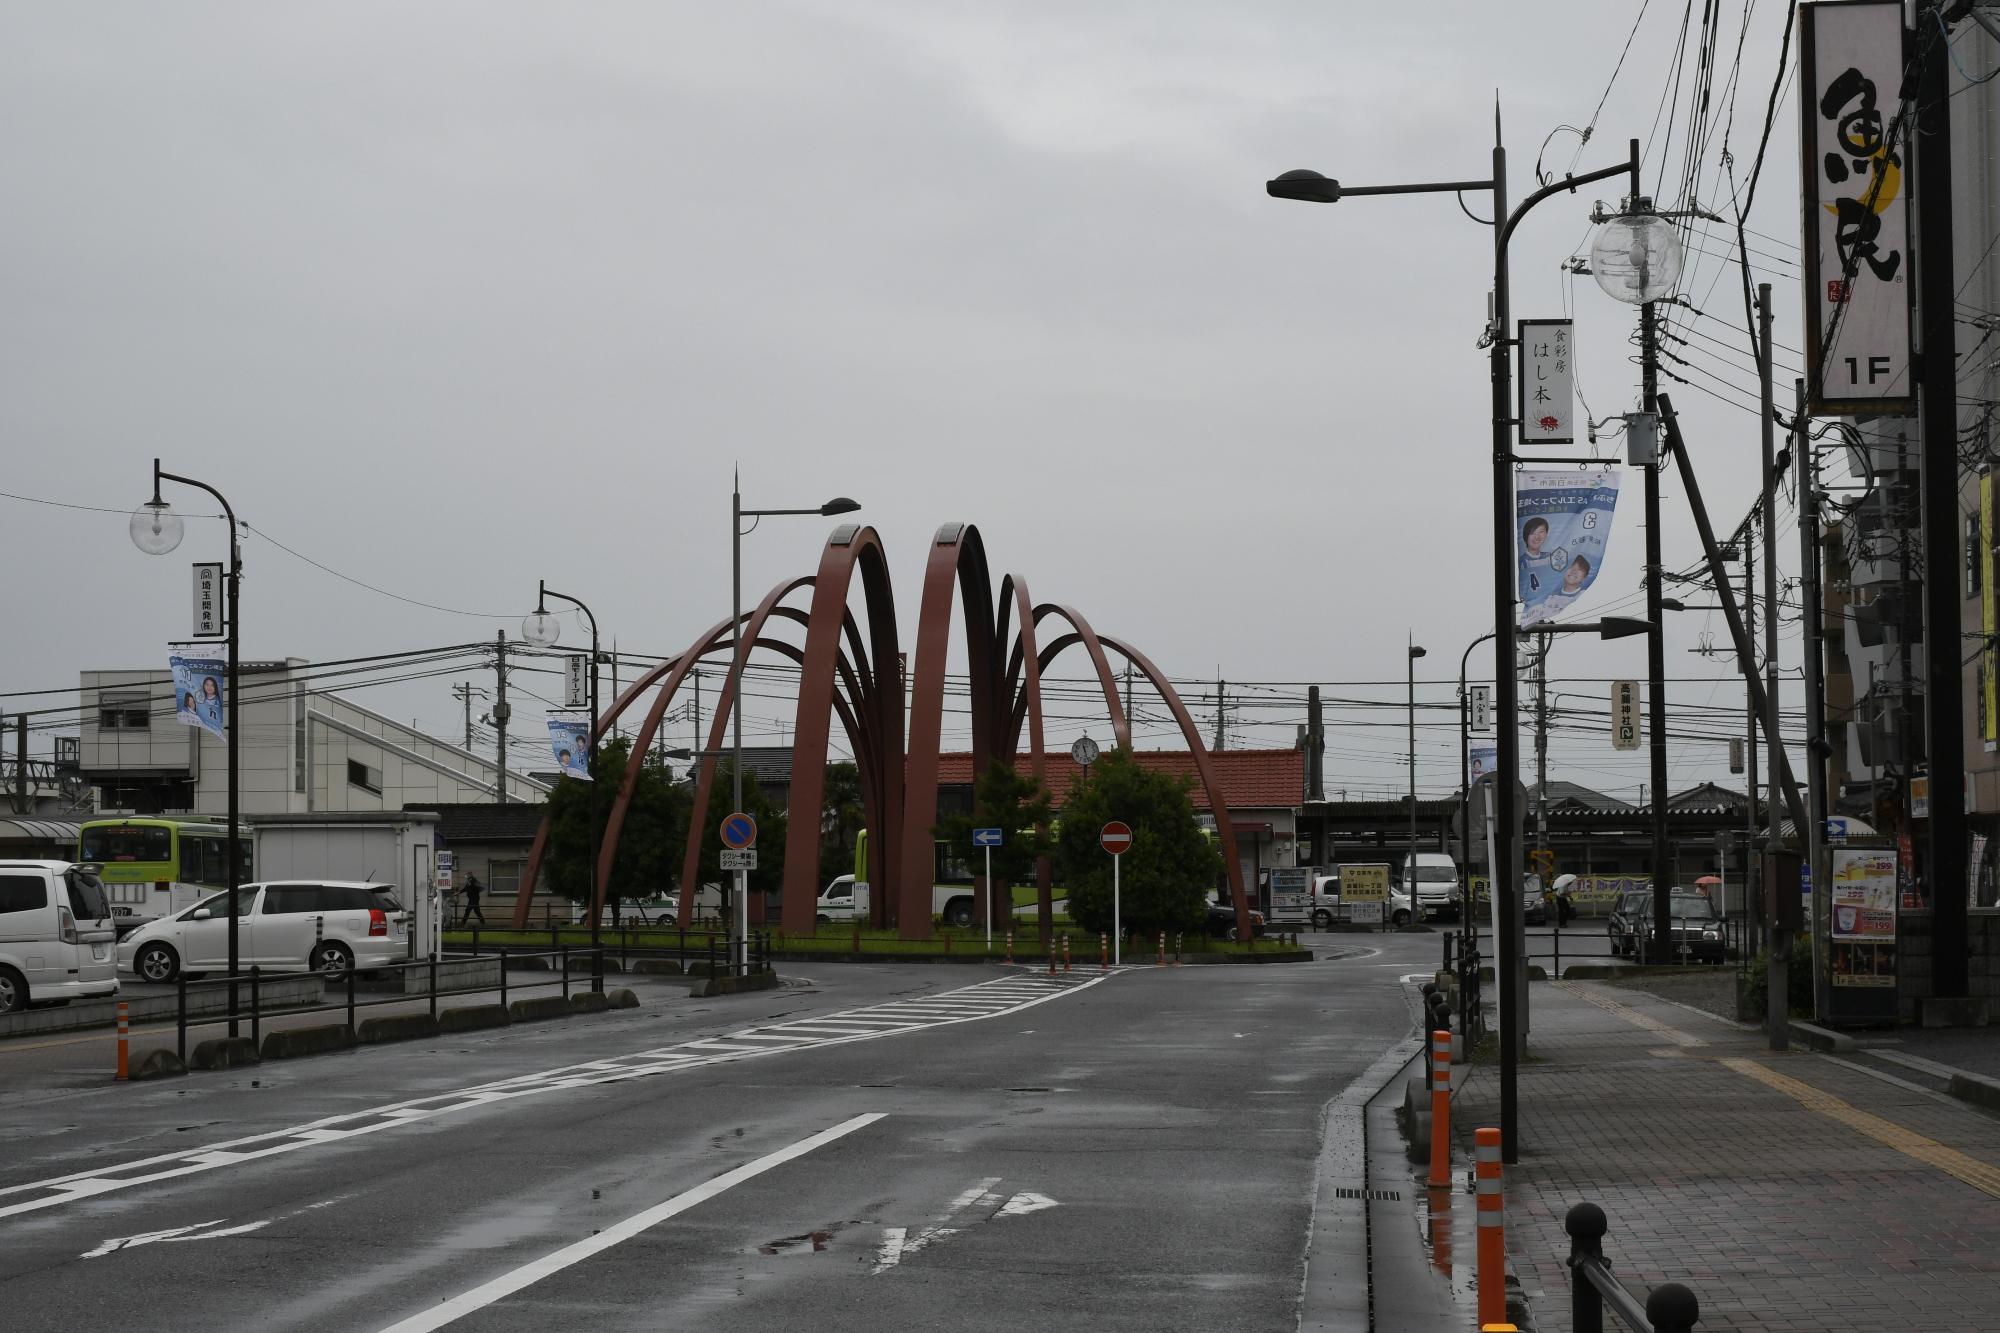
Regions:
[[1, 1, 1808, 803]]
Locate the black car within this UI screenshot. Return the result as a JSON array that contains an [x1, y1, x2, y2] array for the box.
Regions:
[[1206, 899, 1266, 940], [1608, 889, 1654, 956], [1629, 891, 1727, 963]]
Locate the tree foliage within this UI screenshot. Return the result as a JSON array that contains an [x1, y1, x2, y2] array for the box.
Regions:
[[694, 763, 788, 904], [819, 760, 867, 886], [1055, 749, 1220, 937], [542, 738, 690, 909]]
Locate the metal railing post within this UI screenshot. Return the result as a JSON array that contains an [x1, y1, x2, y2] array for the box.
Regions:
[[593, 945, 604, 994], [177, 970, 188, 1065], [1567, 1202, 1608, 1333], [561, 947, 570, 999], [345, 963, 356, 1038], [250, 966, 261, 1049], [499, 951, 509, 1009]]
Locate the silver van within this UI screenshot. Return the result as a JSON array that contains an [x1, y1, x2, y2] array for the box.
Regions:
[[0, 860, 120, 1013]]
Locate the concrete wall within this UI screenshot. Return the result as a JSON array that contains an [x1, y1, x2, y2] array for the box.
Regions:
[[1897, 911, 2000, 1019]]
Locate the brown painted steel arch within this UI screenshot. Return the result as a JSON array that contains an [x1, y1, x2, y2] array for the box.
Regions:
[[1031, 604, 1131, 749], [995, 573, 1053, 945], [899, 524, 1003, 940], [781, 526, 904, 934], [1100, 635, 1255, 943]]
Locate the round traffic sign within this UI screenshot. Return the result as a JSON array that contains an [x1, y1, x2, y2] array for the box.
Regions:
[[720, 812, 757, 850], [1071, 736, 1100, 767], [1100, 821, 1133, 855]]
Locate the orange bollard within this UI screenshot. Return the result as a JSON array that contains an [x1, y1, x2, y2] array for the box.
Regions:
[[1428, 1028, 1452, 1187], [1475, 1127, 1506, 1329], [1174, 932, 1182, 965], [1005, 930, 1013, 965], [1099, 932, 1108, 970], [1157, 931, 1165, 965], [1062, 933, 1071, 972], [115, 1000, 130, 1081]]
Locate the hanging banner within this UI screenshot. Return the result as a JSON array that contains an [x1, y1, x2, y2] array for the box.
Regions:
[[1517, 468, 1621, 627], [546, 717, 592, 781], [168, 648, 226, 739], [1517, 319, 1575, 443], [1468, 741, 1498, 783], [191, 563, 222, 637], [1799, 0, 1915, 415], [1612, 679, 1641, 751], [1469, 685, 1493, 734]]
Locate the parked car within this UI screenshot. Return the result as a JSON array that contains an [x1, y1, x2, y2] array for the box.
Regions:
[[1608, 889, 1654, 956], [1629, 891, 1728, 964], [117, 880, 410, 983], [1205, 898, 1266, 940], [1523, 878, 1548, 927], [0, 860, 120, 1014]]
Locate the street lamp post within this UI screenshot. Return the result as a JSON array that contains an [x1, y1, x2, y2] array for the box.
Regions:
[[1408, 640, 1427, 878], [732, 476, 860, 974], [1268, 128, 1639, 1163], [132, 460, 244, 1037], [521, 582, 601, 991]]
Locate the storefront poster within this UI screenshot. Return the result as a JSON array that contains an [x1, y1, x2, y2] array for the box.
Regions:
[[547, 717, 592, 781], [169, 648, 226, 738], [1830, 849, 1896, 939], [1517, 469, 1620, 627]]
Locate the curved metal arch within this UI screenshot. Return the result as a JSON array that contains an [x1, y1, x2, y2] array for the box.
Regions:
[[1100, 635, 1255, 943], [676, 602, 877, 930], [781, 526, 905, 933], [995, 573, 1053, 945], [1029, 604, 1130, 750], [899, 523, 1003, 940], [508, 611, 733, 928]]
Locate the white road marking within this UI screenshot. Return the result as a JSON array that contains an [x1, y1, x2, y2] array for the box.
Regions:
[[872, 1225, 908, 1274], [82, 1218, 271, 1257], [997, 1191, 1059, 1218], [376, 1114, 885, 1332], [0, 973, 1104, 1223]]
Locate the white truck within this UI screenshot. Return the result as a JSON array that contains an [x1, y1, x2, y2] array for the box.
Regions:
[[1399, 852, 1463, 922], [815, 874, 981, 927]]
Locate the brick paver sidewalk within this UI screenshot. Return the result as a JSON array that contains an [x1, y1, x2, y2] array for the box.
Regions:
[[1446, 979, 2000, 1331]]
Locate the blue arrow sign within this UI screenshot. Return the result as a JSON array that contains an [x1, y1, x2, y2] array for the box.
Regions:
[[720, 813, 757, 850], [972, 828, 1003, 847]]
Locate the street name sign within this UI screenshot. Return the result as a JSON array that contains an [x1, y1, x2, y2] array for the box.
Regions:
[[720, 813, 757, 849]]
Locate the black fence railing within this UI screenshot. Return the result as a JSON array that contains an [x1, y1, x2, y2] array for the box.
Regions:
[[458, 927, 768, 977], [1565, 1202, 1700, 1331]]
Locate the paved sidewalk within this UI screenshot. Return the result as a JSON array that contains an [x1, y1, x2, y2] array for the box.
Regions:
[[1446, 979, 2000, 1331]]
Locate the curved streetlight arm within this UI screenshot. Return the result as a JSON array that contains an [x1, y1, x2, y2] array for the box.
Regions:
[[156, 462, 239, 547], [536, 583, 598, 648], [1496, 144, 1641, 253]]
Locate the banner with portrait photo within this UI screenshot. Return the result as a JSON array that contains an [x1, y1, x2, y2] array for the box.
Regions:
[[169, 648, 226, 739], [1517, 469, 1620, 627], [1469, 741, 1498, 785], [547, 717, 592, 781]]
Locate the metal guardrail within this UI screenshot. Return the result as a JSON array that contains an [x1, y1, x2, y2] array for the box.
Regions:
[[1565, 1202, 1700, 1331], [459, 926, 767, 975]]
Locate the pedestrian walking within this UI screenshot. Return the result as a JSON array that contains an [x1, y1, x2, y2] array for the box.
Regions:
[[461, 874, 486, 925], [1553, 873, 1576, 928]]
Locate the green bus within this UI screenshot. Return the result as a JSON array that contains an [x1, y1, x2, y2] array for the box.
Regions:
[[76, 817, 253, 917]]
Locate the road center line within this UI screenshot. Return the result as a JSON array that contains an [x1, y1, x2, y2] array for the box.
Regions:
[[375, 1113, 886, 1333]]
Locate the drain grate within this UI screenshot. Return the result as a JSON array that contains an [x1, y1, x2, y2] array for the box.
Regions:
[[1334, 1187, 1402, 1201]]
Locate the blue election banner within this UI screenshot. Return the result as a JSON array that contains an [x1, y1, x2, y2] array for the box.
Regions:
[[547, 717, 592, 781], [1517, 468, 1620, 627], [973, 828, 1004, 846], [169, 648, 226, 739], [1469, 742, 1498, 784]]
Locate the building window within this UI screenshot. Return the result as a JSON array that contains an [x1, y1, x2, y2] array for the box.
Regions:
[[347, 760, 383, 795], [98, 693, 151, 730], [1968, 511, 1983, 599]]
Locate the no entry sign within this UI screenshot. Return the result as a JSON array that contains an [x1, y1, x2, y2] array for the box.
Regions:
[[1100, 821, 1133, 856]]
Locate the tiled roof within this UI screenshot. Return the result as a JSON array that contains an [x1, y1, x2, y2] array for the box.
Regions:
[[935, 749, 1303, 812], [403, 802, 550, 843]]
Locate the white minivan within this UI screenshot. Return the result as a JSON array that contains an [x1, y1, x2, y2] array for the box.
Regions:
[[1400, 852, 1463, 922], [0, 860, 121, 1013], [117, 880, 410, 983]]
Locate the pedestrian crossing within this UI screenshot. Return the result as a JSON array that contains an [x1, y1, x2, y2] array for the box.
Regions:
[[0, 971, 1106, 1222]]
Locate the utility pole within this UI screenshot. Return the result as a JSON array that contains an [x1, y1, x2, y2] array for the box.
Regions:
[[1744, 531, 1760, 941], [452, 682, 478, 750], [1307, 685, 1325, 802], [1123, 661, 1133, 727], [1796, 377, 1831, 1020], [12, 715, 26, 816], [1214, 676, 1226, 751], [1642, 299, 1674, 959], [493, 632, 511, 803], [1757, 280, 1788, 1047], [1916, 0, 1968, 996], [1535, 643, 1549, 854]]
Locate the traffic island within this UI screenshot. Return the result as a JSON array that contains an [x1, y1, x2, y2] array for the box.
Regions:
[[260, 1024, 358, 1060], [356, 1013, 442, 1045], [128, 1048, 187, 1081], [189, 1036, 261, 1070]]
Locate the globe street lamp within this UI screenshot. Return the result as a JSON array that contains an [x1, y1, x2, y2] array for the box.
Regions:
[[132, 459, 245, 1037], [523, 581, 603, 990], [731, 477, 860, 973], [1269, 127, 1640, 1165]]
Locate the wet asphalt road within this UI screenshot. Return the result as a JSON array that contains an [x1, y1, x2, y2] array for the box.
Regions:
[[0, 943, 1433, 1333]]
